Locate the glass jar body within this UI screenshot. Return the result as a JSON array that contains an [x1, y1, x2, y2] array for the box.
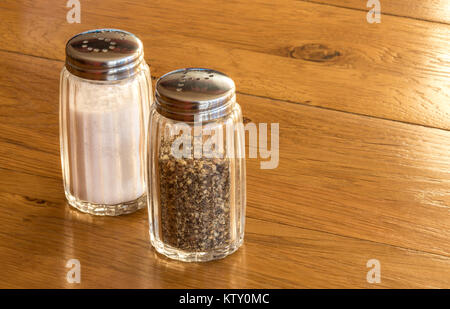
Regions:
[[59, 64, 152, 216], [147, 104, 246, 262]]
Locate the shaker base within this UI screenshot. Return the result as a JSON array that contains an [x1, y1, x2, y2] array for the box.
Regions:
[[150, 234, 244, 262], [66, 192, 146, 216]]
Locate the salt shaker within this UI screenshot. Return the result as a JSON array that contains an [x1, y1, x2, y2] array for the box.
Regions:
[[147, 68, 246, 262], [60, 29, 152, 216]]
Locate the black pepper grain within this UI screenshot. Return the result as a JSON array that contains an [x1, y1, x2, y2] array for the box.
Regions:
[[159, 136, 231, 252]]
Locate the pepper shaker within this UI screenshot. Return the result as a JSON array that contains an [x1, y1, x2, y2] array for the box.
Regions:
[[147, 68, 246, 262], [60, 29, 152, 216]]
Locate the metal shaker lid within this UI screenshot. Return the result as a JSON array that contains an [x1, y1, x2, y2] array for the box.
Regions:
[[155, 68, 236, 122], [65, 29, 144, 81]]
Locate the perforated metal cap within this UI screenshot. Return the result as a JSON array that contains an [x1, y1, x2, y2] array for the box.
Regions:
[[155, 68, 236, 122], [65, 29, 144, 81]]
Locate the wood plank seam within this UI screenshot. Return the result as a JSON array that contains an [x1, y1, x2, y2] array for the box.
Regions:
[[2, 47, 449, 134], [0, 167, 58, 181], [236, 91, 450, 133], [2, 133, 450, 260], [247, 214, 450, 260], [2, 185, 450, 264], [296, 0, 450, 25], [1, 3, 449, 129]]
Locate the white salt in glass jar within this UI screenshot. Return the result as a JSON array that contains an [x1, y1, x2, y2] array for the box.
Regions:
[[60, 29, 152, 215]]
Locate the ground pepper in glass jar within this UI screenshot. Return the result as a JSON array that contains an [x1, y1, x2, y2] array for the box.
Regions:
[[147, 68, 246, 262]]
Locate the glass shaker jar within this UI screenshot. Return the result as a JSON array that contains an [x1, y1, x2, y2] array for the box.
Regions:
[[60, 29, 152, 216], [147, 68, 246, 262]]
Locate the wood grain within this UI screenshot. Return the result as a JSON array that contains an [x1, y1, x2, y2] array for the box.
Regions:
[[0, 0, 449, 129], [1, 1, 450, 288], [1, 190, 449, 289], [1, 49, 449, 288]]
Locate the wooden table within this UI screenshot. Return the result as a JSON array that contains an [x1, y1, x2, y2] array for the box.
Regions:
[[0, 0, 449, 288]]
